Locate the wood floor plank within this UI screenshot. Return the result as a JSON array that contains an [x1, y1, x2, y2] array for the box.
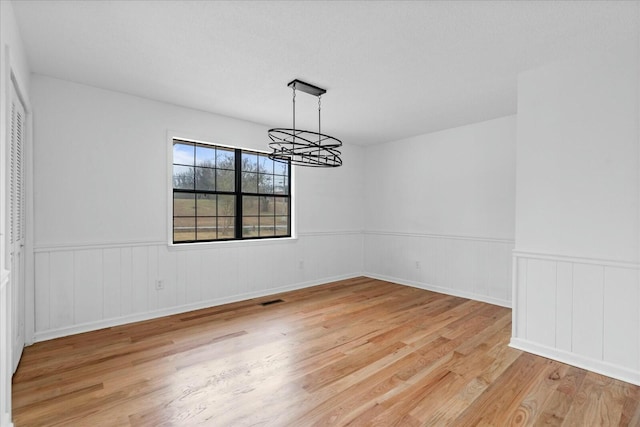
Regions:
[[12, 277, 640, 426]]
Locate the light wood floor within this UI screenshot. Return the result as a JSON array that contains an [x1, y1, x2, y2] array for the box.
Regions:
[[12, 277, 640, 426]]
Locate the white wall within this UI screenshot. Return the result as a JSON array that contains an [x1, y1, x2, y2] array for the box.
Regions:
[[31, 75, 364, 341], [363, 116, 516, 307], [515, 45, 639, 263], [1, 1, 31, 425], [512, 41, 640, 385]]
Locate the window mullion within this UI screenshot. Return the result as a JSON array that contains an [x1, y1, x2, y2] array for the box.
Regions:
[[235, 149, 243, 239]]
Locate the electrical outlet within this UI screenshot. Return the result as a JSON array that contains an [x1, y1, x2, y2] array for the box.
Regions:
[[155, 279, 164, 290], [298, 260, 304, 269], [415, 261, 421, 269]]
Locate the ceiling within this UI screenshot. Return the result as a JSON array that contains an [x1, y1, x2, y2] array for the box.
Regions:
[[11, 0, 640, 146]]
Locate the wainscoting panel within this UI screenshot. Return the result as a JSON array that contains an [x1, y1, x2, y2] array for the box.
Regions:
[[74, 249, 103, 325], [525, 259, 556, 349], [603, 267, 639, 370], [103, 248, 122, 320], [34, 252, 49, 333], [48, 251, 74, 330], [572, 264, 604, 361], [33, 232, 364, 341], [131, 246, 149, 316], [363, 231, 514, 307], [511, 251, 640, 385], [514, 256, 527, 338], [555, 261, 573, 353]]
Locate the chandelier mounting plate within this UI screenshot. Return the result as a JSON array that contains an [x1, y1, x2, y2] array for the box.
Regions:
[[287, 79, 326, 97]]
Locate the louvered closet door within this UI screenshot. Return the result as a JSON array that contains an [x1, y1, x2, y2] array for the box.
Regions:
[[8, 81, 26, 373]]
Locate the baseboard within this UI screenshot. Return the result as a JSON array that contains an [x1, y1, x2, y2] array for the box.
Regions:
[[1, 412, 13, 427], [509, 337, 640, 386], [363, 273, 511, 308], [33, 273, 363, 343]]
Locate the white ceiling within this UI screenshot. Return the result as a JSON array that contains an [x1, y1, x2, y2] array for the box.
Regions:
[[11, 0, 640, 146]]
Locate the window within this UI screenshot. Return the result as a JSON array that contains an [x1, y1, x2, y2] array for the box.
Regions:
[[172, 138, 291, 243]]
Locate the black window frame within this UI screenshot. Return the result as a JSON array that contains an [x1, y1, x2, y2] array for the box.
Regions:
[[172, 138, 291, 244]]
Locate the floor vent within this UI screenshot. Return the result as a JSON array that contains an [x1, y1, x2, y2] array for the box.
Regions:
[[260, 299, 284, 306]]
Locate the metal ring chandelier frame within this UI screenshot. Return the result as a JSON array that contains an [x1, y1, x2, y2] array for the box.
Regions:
[[268, 79, 342, 168]]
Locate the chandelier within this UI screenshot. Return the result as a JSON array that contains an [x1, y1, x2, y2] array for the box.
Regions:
[[268, 79, 342, 167]]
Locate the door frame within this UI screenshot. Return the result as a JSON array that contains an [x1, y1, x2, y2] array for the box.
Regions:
[[3, 50, 33, 363], [2, 23, 33, 421], [8, 71, 32, 371], [11, 73, 33, 347]]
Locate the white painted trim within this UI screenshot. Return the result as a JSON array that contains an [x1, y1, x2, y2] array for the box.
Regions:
[[1, 413, 13, 427], [166, 129, 262, 154], [0, 270, 8, 288], [1, 38, 10, 278], [167, 231, 365, 250], [298, 230, 363, 237], [9, 72, 29, 113], [166, 131, 173, 248], [33, 272, 364, 343], [364, 230, 514, 244], [364, 273, 511, 308], [35, 240, 168, 252], [513, 249, 639, 269], [290, 160, 297, 238], [510, 337, 640, 386], [510, 253, 518, 337], [34, 231, 364, 253], [20, 78, 34, 347], [635, 1, 640, 376], [167, 236, 299, 251], [0, 41, 12, 427]]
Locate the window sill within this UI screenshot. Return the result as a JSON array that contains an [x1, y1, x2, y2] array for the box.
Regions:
[[167, 235, 299, 251]]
